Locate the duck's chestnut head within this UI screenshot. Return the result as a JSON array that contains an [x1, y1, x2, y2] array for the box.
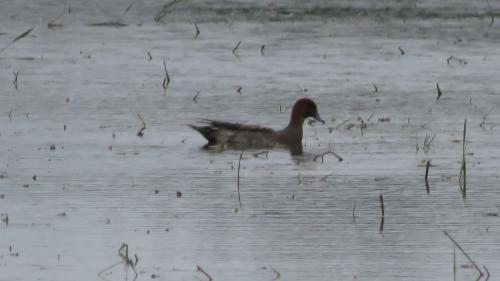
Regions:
[[290, 98, 324, 124]]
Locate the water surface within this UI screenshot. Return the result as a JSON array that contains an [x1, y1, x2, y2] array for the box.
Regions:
[[1, 1, 500, 281]]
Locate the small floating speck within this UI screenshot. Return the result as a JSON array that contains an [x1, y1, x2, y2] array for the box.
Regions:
[[483, 213, 498, 217]]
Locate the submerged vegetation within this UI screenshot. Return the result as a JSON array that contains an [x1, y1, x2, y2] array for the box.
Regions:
[[87, 21, 127, 27]]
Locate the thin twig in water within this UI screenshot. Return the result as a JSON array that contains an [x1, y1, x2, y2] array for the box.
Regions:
[[459, 119, 467, 199], [13, 71, 19, 89], [313, 151, 343, 162], [98, 243, 138, 281], [415, 134, 420, 153], [97, 261, 123, 281], [484, 15, 494, 37], [270, 266, 280, 281], [192, 90, 201, 103], [453, 247, 456, 281], [366, 113, 375, 122], [379, 193, 385, 217], [237, 151, 244, 208], [123, 0, 138, 15], [379, 193, 384, 233], [118, 244, 136, 271], [379, 215, 384, 233], [194, 23, 200, 39], [443, 231, 483, 279], [87, 21, 127, 27], [483, 265, 490, 281], [425, 160, 431, 194], [352, 201, 357, 225], [0, 27, 35, 54], [232, 40, 241, 57], [154, 0, 190, 22], [136, 114, 146, 137], [357, 114, 371, 136], [334, 118, 351, 130], [253, 151, 268, 159], [437, 83, 442, 100], [197, 265, 212, 281], [423, 133, 436, 153], [162, 58, 171, 91], [480, 108, 493, 128]]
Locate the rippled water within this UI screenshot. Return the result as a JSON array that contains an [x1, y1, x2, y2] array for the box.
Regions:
[[1, 1, 500, 281]]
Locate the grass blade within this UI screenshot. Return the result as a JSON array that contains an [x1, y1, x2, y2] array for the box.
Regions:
[[0, 27, 35, 54]]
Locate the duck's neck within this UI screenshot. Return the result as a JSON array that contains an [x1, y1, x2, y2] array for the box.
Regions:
[[286, 105, 306, 132], [286, 115, 305, 130], [281, 116, 305, 142]]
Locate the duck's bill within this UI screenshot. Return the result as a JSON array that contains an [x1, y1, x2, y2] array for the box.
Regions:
[[314, 113, 325, 124]]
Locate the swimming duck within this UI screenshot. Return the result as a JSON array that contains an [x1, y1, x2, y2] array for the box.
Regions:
[[189, 98, 324, 154]]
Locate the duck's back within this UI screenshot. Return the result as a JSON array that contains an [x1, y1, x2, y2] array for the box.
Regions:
[[189, 119, 277, 148]]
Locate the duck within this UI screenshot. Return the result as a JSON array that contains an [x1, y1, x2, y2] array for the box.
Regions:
[[189, 98, 324, 155]]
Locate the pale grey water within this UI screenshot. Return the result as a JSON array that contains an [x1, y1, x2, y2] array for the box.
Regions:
[[1, 1, 500, 281]]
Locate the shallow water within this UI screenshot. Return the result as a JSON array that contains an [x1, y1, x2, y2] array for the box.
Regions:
[[1, 1, 500, 281]]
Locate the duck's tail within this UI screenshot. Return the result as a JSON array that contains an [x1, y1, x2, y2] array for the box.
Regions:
[[188, 124, 218, 145]]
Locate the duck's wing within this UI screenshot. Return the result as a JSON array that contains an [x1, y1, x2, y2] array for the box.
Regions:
[[189, 119, 275, 147], [199, 119, 274, 133]]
